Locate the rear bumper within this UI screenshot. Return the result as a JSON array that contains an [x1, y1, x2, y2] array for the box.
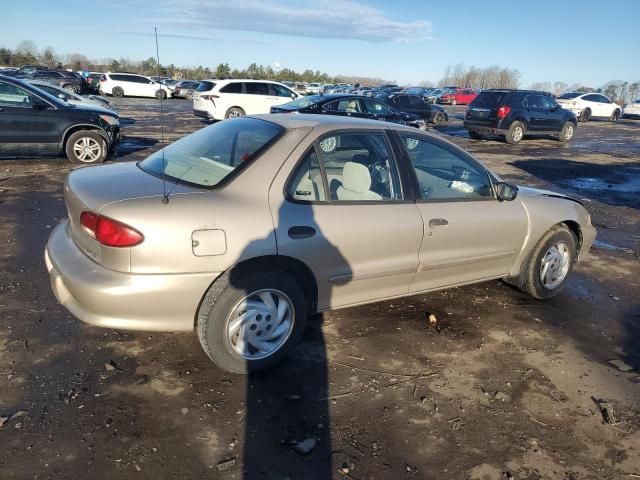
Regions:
[[45, 221, 219, 332], [464, 121, 507, 135], [193, 108, 213, 120]]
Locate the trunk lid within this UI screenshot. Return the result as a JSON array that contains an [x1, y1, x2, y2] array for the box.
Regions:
[[466, 91, 509, 124], [64, 162, 196, 270]]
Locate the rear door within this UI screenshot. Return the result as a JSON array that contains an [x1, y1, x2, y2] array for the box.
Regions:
[[395, 132, 528, 292], [522, 94, 546, 131], [270, 130, 423, 310], [243, 82, 272, 114]]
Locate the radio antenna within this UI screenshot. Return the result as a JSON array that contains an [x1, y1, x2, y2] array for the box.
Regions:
[[155, 26, 169, 204]]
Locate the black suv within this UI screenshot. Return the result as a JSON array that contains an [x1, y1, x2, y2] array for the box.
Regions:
[[0, 75, 120, 163], [464, 89, 578, 144], [25, 70, 87, 94]]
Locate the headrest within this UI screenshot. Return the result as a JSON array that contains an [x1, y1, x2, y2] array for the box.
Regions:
[[341, 162, 371, 193]]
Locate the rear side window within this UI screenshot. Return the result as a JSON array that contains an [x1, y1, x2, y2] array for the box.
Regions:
[[558, 92, 581, 99], [139, 117, 283, 188], [270, 83, 295, 98], [471, 91, 507, 107], [362, 99, 392, 114], [245, 83, 269, 95], [220, 82, 243, 94], [325, 99, 361, 112], [522, 95, 542, 108], [196, 81, 215, 92]]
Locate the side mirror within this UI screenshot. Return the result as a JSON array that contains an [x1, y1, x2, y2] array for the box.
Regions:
[[57, 93, 67, 100], [496, 182, 518, 201], [32, 98, 51, 110]]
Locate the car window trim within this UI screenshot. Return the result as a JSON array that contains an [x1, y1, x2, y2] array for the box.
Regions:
[[283, 128, 414, 206], [390, 130, 498, 204]]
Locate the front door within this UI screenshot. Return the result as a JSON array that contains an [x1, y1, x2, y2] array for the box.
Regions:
[[270, 130, 423, 310], [0, 79, 60, 153], [394, 132, 528, 292]]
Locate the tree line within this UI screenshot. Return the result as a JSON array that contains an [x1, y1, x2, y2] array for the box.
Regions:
[[1, 41, 639, 100]]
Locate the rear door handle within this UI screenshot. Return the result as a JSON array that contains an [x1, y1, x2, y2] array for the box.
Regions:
[[429, 218, 449, 228], [288, 226, 316, 239]]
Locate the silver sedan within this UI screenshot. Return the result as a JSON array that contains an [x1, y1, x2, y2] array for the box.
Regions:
[[45, 114, 596, 373]]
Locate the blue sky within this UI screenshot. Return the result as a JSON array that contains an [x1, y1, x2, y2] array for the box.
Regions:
[[3, 0, 639, 87]]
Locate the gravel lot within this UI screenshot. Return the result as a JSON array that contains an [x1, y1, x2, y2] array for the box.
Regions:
[[1, 98, 639, 479]]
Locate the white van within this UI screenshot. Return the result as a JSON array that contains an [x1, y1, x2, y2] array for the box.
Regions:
[[99, 72, 172, 99], [192, 79, 299, 120]]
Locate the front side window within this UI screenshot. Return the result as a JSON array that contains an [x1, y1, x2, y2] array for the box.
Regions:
[[288, 132, 402, 202], [401, 135, 492, 201], [540, 95, 557, 109], [395, 95, 411, 108], [0, 81, 37, 108], [362, 99, 392, 115], [270, 84, 294, 98], [523, 95, 542, 108], [139, 117, 282, 188], [325, 99, 361, 113]]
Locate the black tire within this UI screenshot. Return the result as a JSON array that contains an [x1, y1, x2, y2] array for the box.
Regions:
[[558, 122, 576, 143], [65, 130, 108, 164], [579, 108, 590, 122], [505, 121, 525, 144], [155, 89, 167, 100], [112, 87, 124, 97], [225, 107, 245, 119], [468, 130, 483, 140], [519, 224, 577, 300], [197, 268, 308, 374], [609, 109, 620, 122], [433, 112, 446, 124]]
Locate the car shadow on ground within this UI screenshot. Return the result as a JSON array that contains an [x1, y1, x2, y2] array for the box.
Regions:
[[510, 159, 640, 210], [114, 137, 159, 157]]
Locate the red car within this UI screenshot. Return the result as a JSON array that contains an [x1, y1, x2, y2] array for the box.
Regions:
[[439, 88, 478, 105]]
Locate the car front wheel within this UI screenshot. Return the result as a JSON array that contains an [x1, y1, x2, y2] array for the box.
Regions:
[[579, 109, 591, 122], [609, 109, 620, 122], [505, 121, 525, 144], [197, 269, 308, 373], [558, 122, 576, 142], [65, 130, 108, 164], [520, 224, 577, 299], [155, 89, 167, 100]]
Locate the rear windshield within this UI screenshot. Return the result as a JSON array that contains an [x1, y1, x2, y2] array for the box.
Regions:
[[139, 118, 283, 188], [196, 81, 215, 92], [558, 92, 582, 99], [471, 91, 507, 107]]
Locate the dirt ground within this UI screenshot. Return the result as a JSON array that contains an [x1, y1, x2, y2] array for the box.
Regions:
[[0, 99, 639, 480]]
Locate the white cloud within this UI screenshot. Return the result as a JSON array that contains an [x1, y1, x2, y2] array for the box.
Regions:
[[154, 0, 432, 43]]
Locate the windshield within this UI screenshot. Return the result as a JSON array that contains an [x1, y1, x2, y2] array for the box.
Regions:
[[196, 81, 215, 92], [139, 118, 283, 188], [558, 92, 583, 99]]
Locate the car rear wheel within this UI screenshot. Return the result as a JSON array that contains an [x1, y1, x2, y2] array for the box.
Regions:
[[609, 109, 620, 122], [505, 121, 525, 144], [579, 108, 590, 122], [519, 224, 577, 299], [112, 87, 124, 97], [155, 89, 167, 100], [197, 269, 308, 373], [65, 131, 108, 164], [225, 107, 246, 119], [468, 130, 483, 140], [558, 122, 576, 142]]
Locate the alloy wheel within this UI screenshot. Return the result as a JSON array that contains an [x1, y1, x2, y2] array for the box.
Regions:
[[540, 241, 570, 289], [72, 137, 102, 163]]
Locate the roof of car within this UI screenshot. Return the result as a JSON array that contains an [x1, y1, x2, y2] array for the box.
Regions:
[[249, 113, 418, 132]]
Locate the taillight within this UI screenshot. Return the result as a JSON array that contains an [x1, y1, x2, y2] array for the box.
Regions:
[[201, 94, 219, 101], [79, 211, 144, 247], [497, 105, 511, 119]]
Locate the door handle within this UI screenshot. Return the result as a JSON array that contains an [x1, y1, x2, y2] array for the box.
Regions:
[[429, 218, 449, 228], [288, 226, 316, 239]]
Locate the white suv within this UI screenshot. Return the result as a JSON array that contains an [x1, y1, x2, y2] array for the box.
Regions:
[[556, 92, 622, 122], [99, 72, 172, 99], [192, 79, 299, 120]]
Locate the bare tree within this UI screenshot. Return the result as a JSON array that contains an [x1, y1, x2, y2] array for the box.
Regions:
[[13, 39, 38, 65], [553, 81, 568, 96], [529, 81, 551, 92], [39, 46, 60, 68]]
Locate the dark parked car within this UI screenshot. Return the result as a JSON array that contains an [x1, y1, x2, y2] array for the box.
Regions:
[[0, 75, 120, 163], [85, 73, 102, 92], [25, 69, 87, 93], [171, 80, 200, 99], [3, 65, 48, 77], [376, 93, 448, 124], [270, 94, 426, 130], [464, 89, 578, 144]]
